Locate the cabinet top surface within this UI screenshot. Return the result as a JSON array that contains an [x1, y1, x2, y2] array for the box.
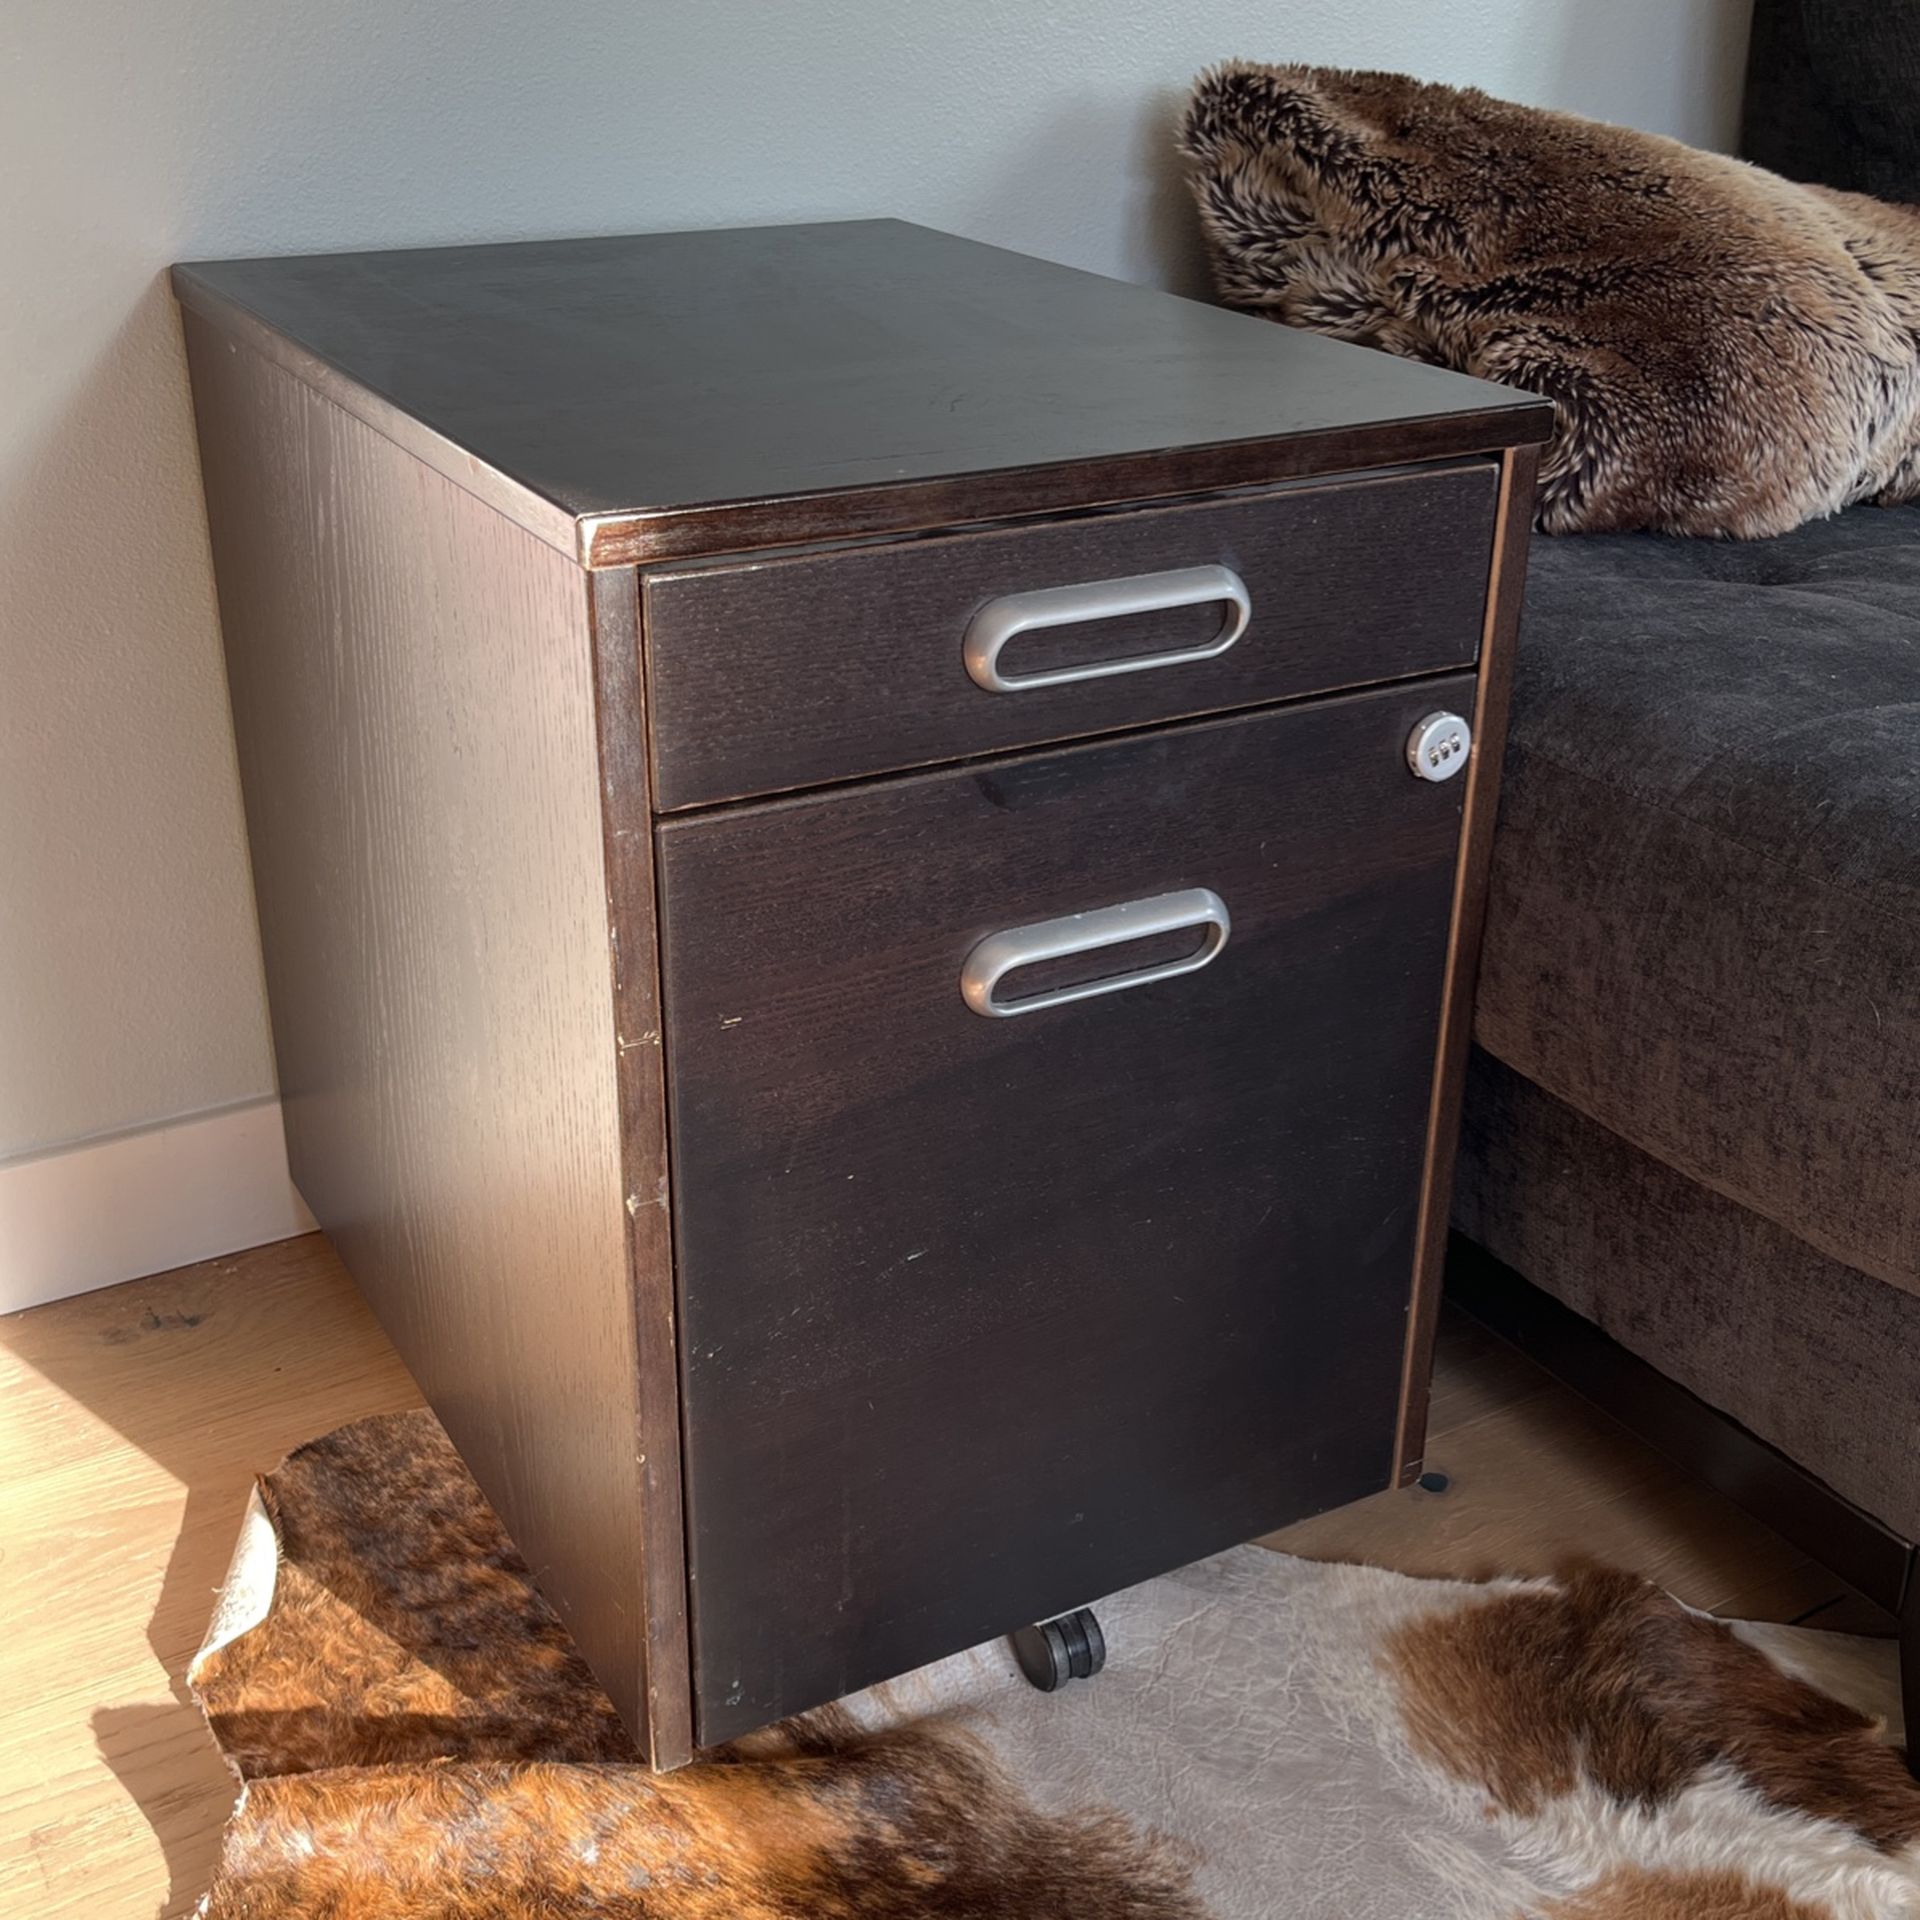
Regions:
[[174, 219, 1548, 566]]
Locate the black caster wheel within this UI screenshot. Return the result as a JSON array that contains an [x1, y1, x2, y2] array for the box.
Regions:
[[1010, 1607, 1106, 1692]]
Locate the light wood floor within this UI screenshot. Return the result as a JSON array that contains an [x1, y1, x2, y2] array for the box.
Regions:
[[0, 1234, 1887, 1919]]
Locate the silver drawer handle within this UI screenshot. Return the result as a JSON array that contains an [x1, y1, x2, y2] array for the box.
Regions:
[[963, 565, 1251, 694], [960, 887, 1231, 1018]]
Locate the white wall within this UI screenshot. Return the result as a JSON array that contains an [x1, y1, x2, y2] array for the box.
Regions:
[[1, 0, 1750, 1177]]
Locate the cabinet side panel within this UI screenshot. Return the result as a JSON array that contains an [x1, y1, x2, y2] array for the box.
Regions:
[[183, 313, 657, 1741], [1393, 440, 1540, 1480]]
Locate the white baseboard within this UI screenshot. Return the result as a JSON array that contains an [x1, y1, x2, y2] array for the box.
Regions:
[[0, 1098, 317, 1314]]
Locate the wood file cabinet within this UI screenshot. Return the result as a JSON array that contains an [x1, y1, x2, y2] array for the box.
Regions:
[[173, 220, 1548, 1767]]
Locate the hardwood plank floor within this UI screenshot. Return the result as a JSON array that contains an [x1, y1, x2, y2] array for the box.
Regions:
[[1265, 1310, 1869, 1625], [0, 1235, 1883, 1918], [0, 1237, 421, 1920]]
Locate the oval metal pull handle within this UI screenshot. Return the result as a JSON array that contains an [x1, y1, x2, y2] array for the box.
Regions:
[[963, 565, 1251, 694], [960, 887, 1231, 1019]]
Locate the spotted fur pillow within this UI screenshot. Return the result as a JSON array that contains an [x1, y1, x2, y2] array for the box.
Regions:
[[1180, 64, 1920, 537]]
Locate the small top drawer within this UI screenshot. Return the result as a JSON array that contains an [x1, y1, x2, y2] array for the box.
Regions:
[[641, 461, 1496, 810]]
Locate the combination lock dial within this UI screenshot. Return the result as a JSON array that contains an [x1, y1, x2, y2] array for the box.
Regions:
[[1406, 711, 1472, 782]]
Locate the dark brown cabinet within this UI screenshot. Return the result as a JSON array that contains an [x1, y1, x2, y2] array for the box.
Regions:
[[174, 219, 1547, 1767], [662, 683, 1473, 1738]]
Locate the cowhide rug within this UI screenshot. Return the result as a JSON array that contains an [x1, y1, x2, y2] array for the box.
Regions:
[[189, 1411, 1920, 1919]]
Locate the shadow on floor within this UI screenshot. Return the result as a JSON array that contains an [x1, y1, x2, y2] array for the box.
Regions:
[[90, 1704, 234, 1920], [4, 1234, 420, 1917]]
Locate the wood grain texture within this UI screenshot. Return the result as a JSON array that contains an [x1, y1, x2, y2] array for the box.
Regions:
[[643, 462, 1497, 809], [161, 284, 582, 564], [182, 316, 668, 1750], [584, 569, 692, 1768], [172, 221, 1551, 568], [0, 1237, 423, 1920], [656, 682, 1473, 1740], [1392, 441, 1540, 1485]]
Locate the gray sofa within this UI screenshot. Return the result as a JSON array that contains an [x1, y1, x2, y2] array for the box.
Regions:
[[1455, 511, 1920, 1539], [1452, 0, 1920, 1708]]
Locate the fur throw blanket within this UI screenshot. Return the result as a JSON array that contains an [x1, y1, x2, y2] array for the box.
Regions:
[[1180, 65, 1920, 537]]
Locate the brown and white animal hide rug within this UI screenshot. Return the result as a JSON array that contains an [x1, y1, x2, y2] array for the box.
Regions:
[[188, 1410, 1919, 1917]]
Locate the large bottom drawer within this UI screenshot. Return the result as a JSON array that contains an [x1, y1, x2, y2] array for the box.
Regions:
[[656, 675, 1474, 1742]]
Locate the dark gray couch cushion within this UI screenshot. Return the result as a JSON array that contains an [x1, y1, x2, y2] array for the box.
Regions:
[[1456, 1050, 1920, 1540], [1473, 506, 1920, 1298], [1743, 1, 1920, 204]]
